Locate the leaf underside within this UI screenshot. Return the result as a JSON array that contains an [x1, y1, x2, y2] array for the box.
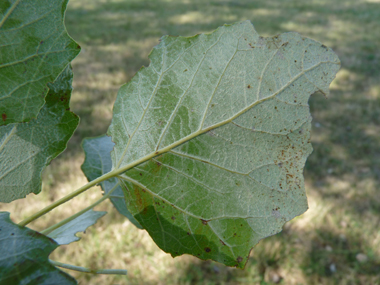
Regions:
[[81, 135, 143, 229], [0, 212, 76, 284], [107, 20, 340, 268], [0, 65, 79, 203], [48, 209, 107, 245], [0, 0, 80, 125]]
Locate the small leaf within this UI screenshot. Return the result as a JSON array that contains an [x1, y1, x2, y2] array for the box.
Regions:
[[81, 135, 143, 229], [48, 209, 107, 245], [0, 65, 79, 203], [108, 21, 340, 268], [0, 0, 80, 125], [0, 212, 77, 284]]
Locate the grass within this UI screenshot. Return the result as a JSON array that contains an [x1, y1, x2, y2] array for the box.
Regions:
[[1, 0, 380, 284]]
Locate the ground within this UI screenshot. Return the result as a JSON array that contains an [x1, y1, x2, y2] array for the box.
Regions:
[[1, 0, 379, 284]]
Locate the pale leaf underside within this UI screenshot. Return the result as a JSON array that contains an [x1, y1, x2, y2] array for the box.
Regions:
[[107, 21, 340, 268], [48, 209, 107, 245]]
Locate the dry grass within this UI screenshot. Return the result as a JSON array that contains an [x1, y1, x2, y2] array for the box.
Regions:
[[1, 0, 379, 284]]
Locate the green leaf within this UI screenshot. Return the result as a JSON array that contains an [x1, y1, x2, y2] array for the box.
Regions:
[[0, 212, 77, 284], [81, 135, 143, 229], [47, 209, 107, 245], [0, 65, 79, 203], [0, 0, 80, 125], [108, 21, 340, 268]]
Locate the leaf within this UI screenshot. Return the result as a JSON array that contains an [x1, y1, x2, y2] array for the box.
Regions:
[[0, 212, 77, 284], [47, 209, 107, 245], [0, 0, 80, 125], [0, 65, 79, 203], [81, 135, 143, 229], [107, 21, 340, 268]]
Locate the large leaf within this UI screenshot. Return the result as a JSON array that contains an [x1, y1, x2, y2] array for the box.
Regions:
[[48, 209, 107, 245], [81, 135, 143, 229], [0, 65, 79, 203], [0, 212, 77, 284], [107, 21, 340, 268], [0, 0, 80, 125]]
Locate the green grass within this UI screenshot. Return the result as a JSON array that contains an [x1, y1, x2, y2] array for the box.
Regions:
[[1, 0, 380, 284]]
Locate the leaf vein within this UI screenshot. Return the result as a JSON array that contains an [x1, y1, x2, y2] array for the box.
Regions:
[[156, 31, 226, 150], [151, 158, 225, 195]]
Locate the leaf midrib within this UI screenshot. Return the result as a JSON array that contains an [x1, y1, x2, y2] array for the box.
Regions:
[[115, 30, 227, 168], [111, 59, 337, 180]]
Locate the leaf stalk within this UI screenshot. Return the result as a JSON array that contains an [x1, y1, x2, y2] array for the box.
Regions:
[[40, 183, 119, 235], [49, 259, 127, 275], [18, 170, 119, 227]]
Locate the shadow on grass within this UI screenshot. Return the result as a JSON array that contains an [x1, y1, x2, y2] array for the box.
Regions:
[[302, 227, 380, 280], [174, 222, 380, 284]]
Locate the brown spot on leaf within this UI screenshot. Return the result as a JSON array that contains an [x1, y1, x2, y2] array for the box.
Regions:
[[237, 256, 243, 263], [134, 186, 148, 214], [201, 219, 208, 225], [171, 216, 176, 220], [26, 231, 40, 237], [247, 85, 251, 89], [152, 160, 162, 174], [205, 247, 211, 253], [1, 113, 6, 122]]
